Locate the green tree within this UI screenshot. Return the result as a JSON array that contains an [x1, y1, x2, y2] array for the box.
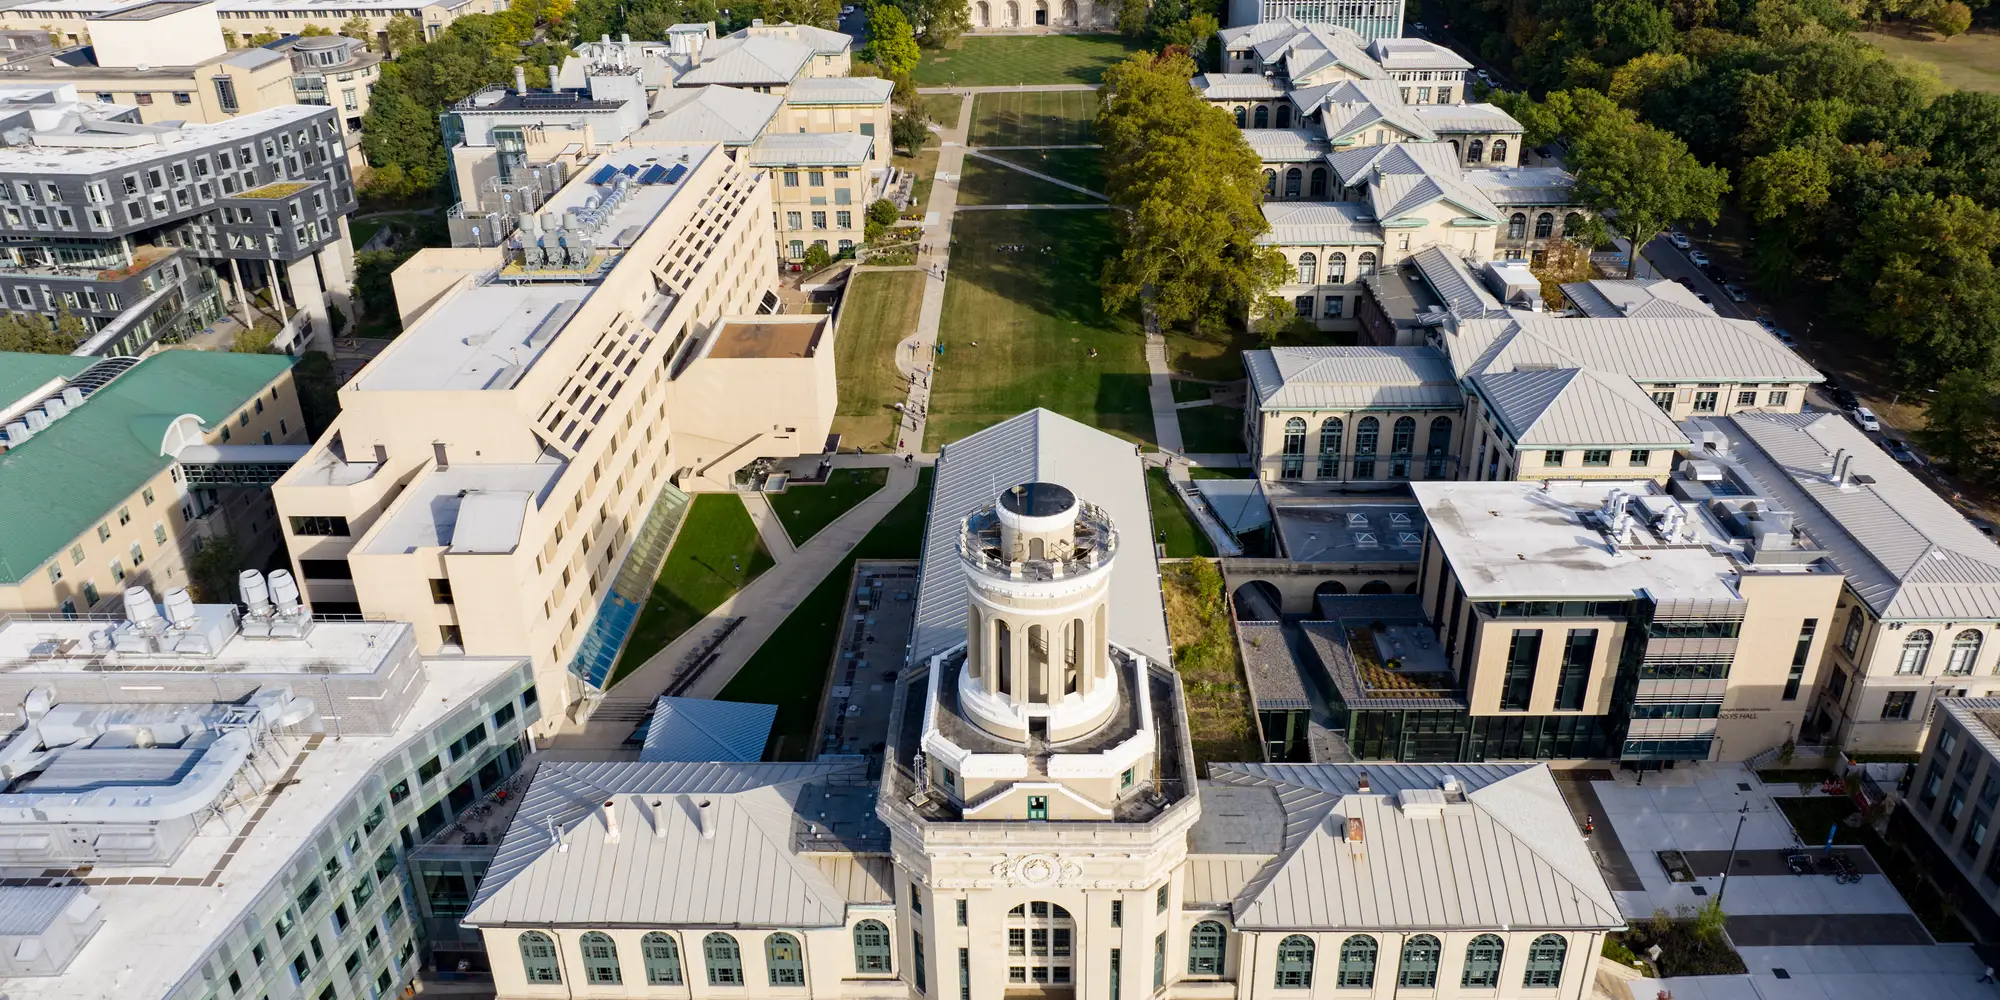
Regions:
[[868, 198, 900, 225], [384, 13, 424, 54], [1844, 191, 2000, 386], [865, 3, 921, 76], [248, 29, 283, 45], [1739, 145, 1831, 223], [353, 249, 404, 325], [340, 13, 375, 46], [912, 0, 969, 46], [803, 243, 834, 270], [1097, 51, 1288, 335], [0, 312, 80, 354], [1554, 90, 1731, 277], [299, 22, 334, 35], [892, 107, 930, 157], [186, 536, 244, 605], [1158, 11, 1218, 53], [1927, 0, 1973, 34], [1922, 368, 1997, 473], [233, 324, 278, 354]]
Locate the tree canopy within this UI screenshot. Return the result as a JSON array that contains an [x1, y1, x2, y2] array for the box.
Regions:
[[864, 3, 921, 77], [1097, 51, 1286, 335]]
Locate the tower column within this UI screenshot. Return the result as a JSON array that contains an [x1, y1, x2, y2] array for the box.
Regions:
[[985, 614, 1001, 695]]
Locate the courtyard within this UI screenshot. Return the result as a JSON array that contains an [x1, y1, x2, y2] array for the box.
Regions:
[[831, 270, 926, 451], [912, 34, 1143, 86], [967, 90, 1099, 147]]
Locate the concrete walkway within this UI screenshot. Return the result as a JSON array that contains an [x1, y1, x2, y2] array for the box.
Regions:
[[963, 149, 1107, 200], [918, 84, 1099, 94], [889, 89, 980, 455], [955, 203, 1112, 211], [1142, 293, 1186, 473], [555, 460, 920, 752], [740, 492, 797, 561]]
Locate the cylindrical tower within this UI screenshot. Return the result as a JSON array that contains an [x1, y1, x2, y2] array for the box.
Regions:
[[955, 482, 1121, 743]]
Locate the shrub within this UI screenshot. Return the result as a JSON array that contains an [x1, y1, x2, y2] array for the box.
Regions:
[[868, 198, 899, 226], [803, 244, 833, 271]]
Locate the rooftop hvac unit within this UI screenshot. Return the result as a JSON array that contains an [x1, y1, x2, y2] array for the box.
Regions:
[[240, 569, 271, 616], [60, 386, 83, 408], [4, 420, 31, 445], [161, 587, 198, 627], [41, 396, 66, 420], [124, 586, 161, 627], [23, 410, 48, 433]]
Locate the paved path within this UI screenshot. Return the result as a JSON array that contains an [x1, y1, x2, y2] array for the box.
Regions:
[[918, 84, 1099, 94], [974, 144, 1103, 150], [964, 149, 1107, 200], [954, 203, 1113, 211], [740, 492, 797, 561], [1141, 293, 1186, 474], [889, 89, 979, 455], [555, 460, 918, 752]]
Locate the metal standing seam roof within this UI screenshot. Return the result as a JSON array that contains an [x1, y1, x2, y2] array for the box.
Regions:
[[0, 885, 89, 935], [463, 761, 866, 928], [1242, 128, 1330, 162], [0, 350, 289, 585], [1311, 80, 1437, 143], [676, 36, 812, 85], [1192, 73, 1288, 100], [730, 21, 854, 55], [746, 130, 874, 167], [638, 85, 783, 145], [1559, 279, 1712, 319], [1446, 315, 1825, 384], [1469, 367, 1692, 448], [1719, 412, 2000, 621], [1405, 245, 1507, 318], [783, 76, 894, 105], [1244, 346, 1461, 410], [640, 696, 778, 761], [911, 409, 1170, 668], [1206, 763, 1624, 931], [1407, 102, 1521, 133], [1366, 37, 1473, 71], [1257, 201, 1383, 246], [1273, 25, 1385, 83], [1462, 166, 1577, 207]]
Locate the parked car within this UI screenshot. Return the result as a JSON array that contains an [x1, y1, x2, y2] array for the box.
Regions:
[[1674, 276, 1696, 290], [1754, 317, 1777, 332], [1723, 283, 1749, 303], [1695, 292, 1714, 306], [1775, 329, 1798, 346], [1853, 405, 1881, 433], [1668, 231, 1691, 250], [1831, 387, 1860, 410], [1971, 516, 1997, 539], [1885, 438, 1921, 465], [1688, 249, 1711, 267], [1701, 263, 1727, 282], [1412, 20, 1428, 31]]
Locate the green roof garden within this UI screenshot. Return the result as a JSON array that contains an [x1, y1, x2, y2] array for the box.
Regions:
[[0, 350, 293, 585]]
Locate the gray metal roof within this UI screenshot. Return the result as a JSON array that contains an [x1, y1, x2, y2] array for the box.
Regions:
[[1406, 245, 1508, 319], [637, 85, 782, 145], [1323, 143, 1501, 223], [1462, 166, 1578, 207], [677, 36, 810, 85], [1193, 72, 1288, 100], [1242, 127, 1331, 162], [464, 761, 871, 928], [1469, 367, 1692, 448], [1206, 764, 1624, 931], [1311, 80, 1436, 144], [911, 409, 1170, 667], [1408, 102, 1520, 133], [1366, 37, 1472, 71], [1257, 201, 1383, 246], [785, 76, 893, 105], [1447, 315, 1824, 384], [1716, 413, 2000, 621], [746, 130, 874, 167], [1560, 279, 1712, 319], [0, 886, 87, 936], [640, 697, 777, 761], [1244, 346, 1461, 410]]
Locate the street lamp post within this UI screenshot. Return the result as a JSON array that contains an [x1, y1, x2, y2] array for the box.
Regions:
[[1716, 802, 1749, 905]]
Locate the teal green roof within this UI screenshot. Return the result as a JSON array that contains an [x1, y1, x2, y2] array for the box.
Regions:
[[0, 354, 90, 411], [0, 350, 292, 585]]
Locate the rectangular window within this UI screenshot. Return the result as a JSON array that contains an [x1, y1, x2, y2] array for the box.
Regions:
[[1153, 933, 1166, 990], [1555, 629, 1595, 711], [1882, 691, 1916, 720], [912, 930, 926, 994], [837, 210, 852, 228], [1629, 449, 1650, 466], [956, 899, 967, 926], [1156, 884, 1168, 913], [1581, 449, 1612, 466], [1110, 899, 1122, 926], [289, 515, 350, 536], [808, 170, 824, 186], [429, 578, 454, 605], [812, 211, 827, 229], [1543, 450, 1565, 467], [1784, 619, 1817, 701], [1694, 390, 1719, 412], [910, 883, 922, 915], [1008, 929, 1025, 956], [1652, 390, 1675, 411], [299, 559, 352, 580], [1768, 390, 1789, 406], [1501, 629, 1542, 711], [1738, 390, 1758, 407], [786, 211, 802, 229], [960, 948, 971, 1000], [1110, 948, 1121, 1000], [783, 171, 799, 186]]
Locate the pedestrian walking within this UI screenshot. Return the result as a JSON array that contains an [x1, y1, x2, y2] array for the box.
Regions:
[[1981, 967, 1996, 984]]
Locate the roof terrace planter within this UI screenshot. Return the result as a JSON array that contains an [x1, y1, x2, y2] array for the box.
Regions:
[[235, 180, 314, 200]]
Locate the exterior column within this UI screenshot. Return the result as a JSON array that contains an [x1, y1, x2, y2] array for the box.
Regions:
[[1009, 619, 1026, 707], [268, 259, 289, 325], [286, 255, 331, 354], [966, 607, 981, 685], [316, 244, 353, 334], [228, 258, 252, 329], [986, 616, 1000, 695]]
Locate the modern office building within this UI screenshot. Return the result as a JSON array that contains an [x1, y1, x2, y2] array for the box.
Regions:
[[0, 349, 304, 616], [0, 585, 539, 1000], [466, 409, 1621, 1000], [0, 0, 497, 48], [0, 86, 357, 353], [1907, 697, 2000, 936], [1693, 413, 2000, 752], [271, 142, 836, 733]]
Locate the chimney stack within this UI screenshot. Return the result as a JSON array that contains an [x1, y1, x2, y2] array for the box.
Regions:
[[601, 799, 620, 843], [1356, 770, 1370, 793], [514, 65, 527, 95]]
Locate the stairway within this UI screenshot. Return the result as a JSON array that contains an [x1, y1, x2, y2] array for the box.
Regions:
[[567, 483, 694, 688]]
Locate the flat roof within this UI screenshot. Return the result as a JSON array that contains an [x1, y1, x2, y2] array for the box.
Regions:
[[0, 654, 526, 1000], [0, 103, 326, 173], [708, 316, 824, 359], [1273, 502, 1427, 563], [1411, 478, 1742, 601], [89, 0, 206, 20], [364, 462, 564, 555], [0, 614, 410, 675]]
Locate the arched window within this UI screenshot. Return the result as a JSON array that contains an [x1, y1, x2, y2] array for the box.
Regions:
[[1357, 252, 1376, 276], [1900, 629, 1934, 675], [852, 920, 893, 973], [1425, 416, 1453, 477], [1309, 167, 1328, 197], [1389, 415, 1416, 477], [1337, 935, 1378, 988], [1276, 104, 1292, 128], [1285, 167, 1302, 198], [1297, 252, 1317, 284], [1842, 608, 1865, 655], [1236, 106, 1247, 127], [1283, 417, 1307, 455], [1398, 935, 1441, 988], [642, 932, 683, 985], [1466, 138, 1483, 163], [1360, 580, 1393, 594], [1535, 212, 1554, 238], [1353, 417, 1379, 479], [1523, 934, 1567, 988], [520, 931, 561, 984], [1274, 935, 1314, 989], [1491, 139, 1508, 162], [1317, 417, 1343, 478], [1462, 935, 1504, 988], [767, 932, 805, 986], [1949, 630, 1984, 676], [1188, 921, 1226, 976], [1328, 252, 1348, 282], [705, 933, 743, 986], [1264, 169, 1277, 197], [1254, 105, 1269, 128], [1565, 211, 1583, 234], [1508, 213, 1527, 239], [581, 932, 621, 984]]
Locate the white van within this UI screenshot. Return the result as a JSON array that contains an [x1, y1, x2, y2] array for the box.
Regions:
[[1853, 406, 1881, 433]]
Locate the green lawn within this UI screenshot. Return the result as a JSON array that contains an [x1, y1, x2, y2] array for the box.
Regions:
[[980, 147, 1105, 194], [1862, 27, 2000, 93], [969, 90, 1100, 146], [1167, 330, 1259, 381], [914, 34, 1143, 86], [833, 270, 926, 450], [722, 468, 935, 759], [1190, 465, 1251, 479], [1171, 378, 1216, 403], [350, 218, 386, 249], [1178, 405, 1245, 453], [612, 494, 775, 685], [924, 92, 968, 129], [1148, 467, 1215, 558], [926, 209, 1150, 448], [956, 156, 1103, 206], [773, 467, 889, 545]]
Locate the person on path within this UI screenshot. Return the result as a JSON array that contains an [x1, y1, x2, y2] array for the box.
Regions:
[[1980, 967, 1995, 984]]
